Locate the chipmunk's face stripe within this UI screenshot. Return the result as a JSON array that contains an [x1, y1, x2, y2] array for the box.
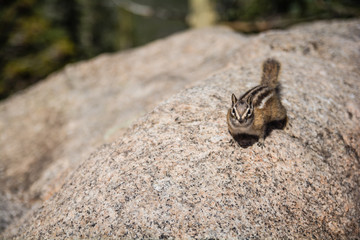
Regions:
[[232, 107, 241, 120], [241, 109, 248, 120]]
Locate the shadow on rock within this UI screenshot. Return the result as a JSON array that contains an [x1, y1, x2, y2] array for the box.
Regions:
[[232, 118, 287, 148]]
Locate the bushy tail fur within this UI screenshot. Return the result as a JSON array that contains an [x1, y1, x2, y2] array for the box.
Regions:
[[261, 58, 281, 88]]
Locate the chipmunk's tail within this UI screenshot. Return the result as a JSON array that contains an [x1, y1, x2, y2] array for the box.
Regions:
[[261, 58, 281, 88]]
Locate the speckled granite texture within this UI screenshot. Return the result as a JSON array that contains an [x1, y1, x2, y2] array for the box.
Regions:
[[0, 26, 239, 232], [2, 19, 360, 238]]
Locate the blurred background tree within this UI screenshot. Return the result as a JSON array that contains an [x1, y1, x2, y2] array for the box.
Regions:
[[0, 0, 359, 100]]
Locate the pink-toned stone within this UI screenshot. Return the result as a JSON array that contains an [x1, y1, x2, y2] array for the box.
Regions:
[[0, 27, 240, 232]]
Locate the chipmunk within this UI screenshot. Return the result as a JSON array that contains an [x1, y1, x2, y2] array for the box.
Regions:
[[227, 58, 287, 147]]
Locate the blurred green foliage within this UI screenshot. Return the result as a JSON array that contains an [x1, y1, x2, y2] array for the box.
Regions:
[[0, 0, 74, 99], [0, 0, 187, 100], [0, 0, 359, 100]]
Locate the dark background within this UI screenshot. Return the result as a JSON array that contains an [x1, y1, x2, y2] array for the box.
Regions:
[[1, 0, 359, 100]]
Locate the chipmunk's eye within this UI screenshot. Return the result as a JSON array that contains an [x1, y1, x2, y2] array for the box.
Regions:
[[247, 109, 252, 116], [231, 108, 235, 117]]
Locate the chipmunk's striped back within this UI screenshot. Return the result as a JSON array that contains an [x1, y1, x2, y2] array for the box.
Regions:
[[239, 85, 274, 109], [237, 58, 281, 111]]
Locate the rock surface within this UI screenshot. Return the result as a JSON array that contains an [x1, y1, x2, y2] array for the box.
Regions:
[[0, 27, 237, 231], [2, 19, 360, 238]]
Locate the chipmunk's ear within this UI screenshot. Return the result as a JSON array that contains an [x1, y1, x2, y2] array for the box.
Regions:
[[231, 93, 237, 106]]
